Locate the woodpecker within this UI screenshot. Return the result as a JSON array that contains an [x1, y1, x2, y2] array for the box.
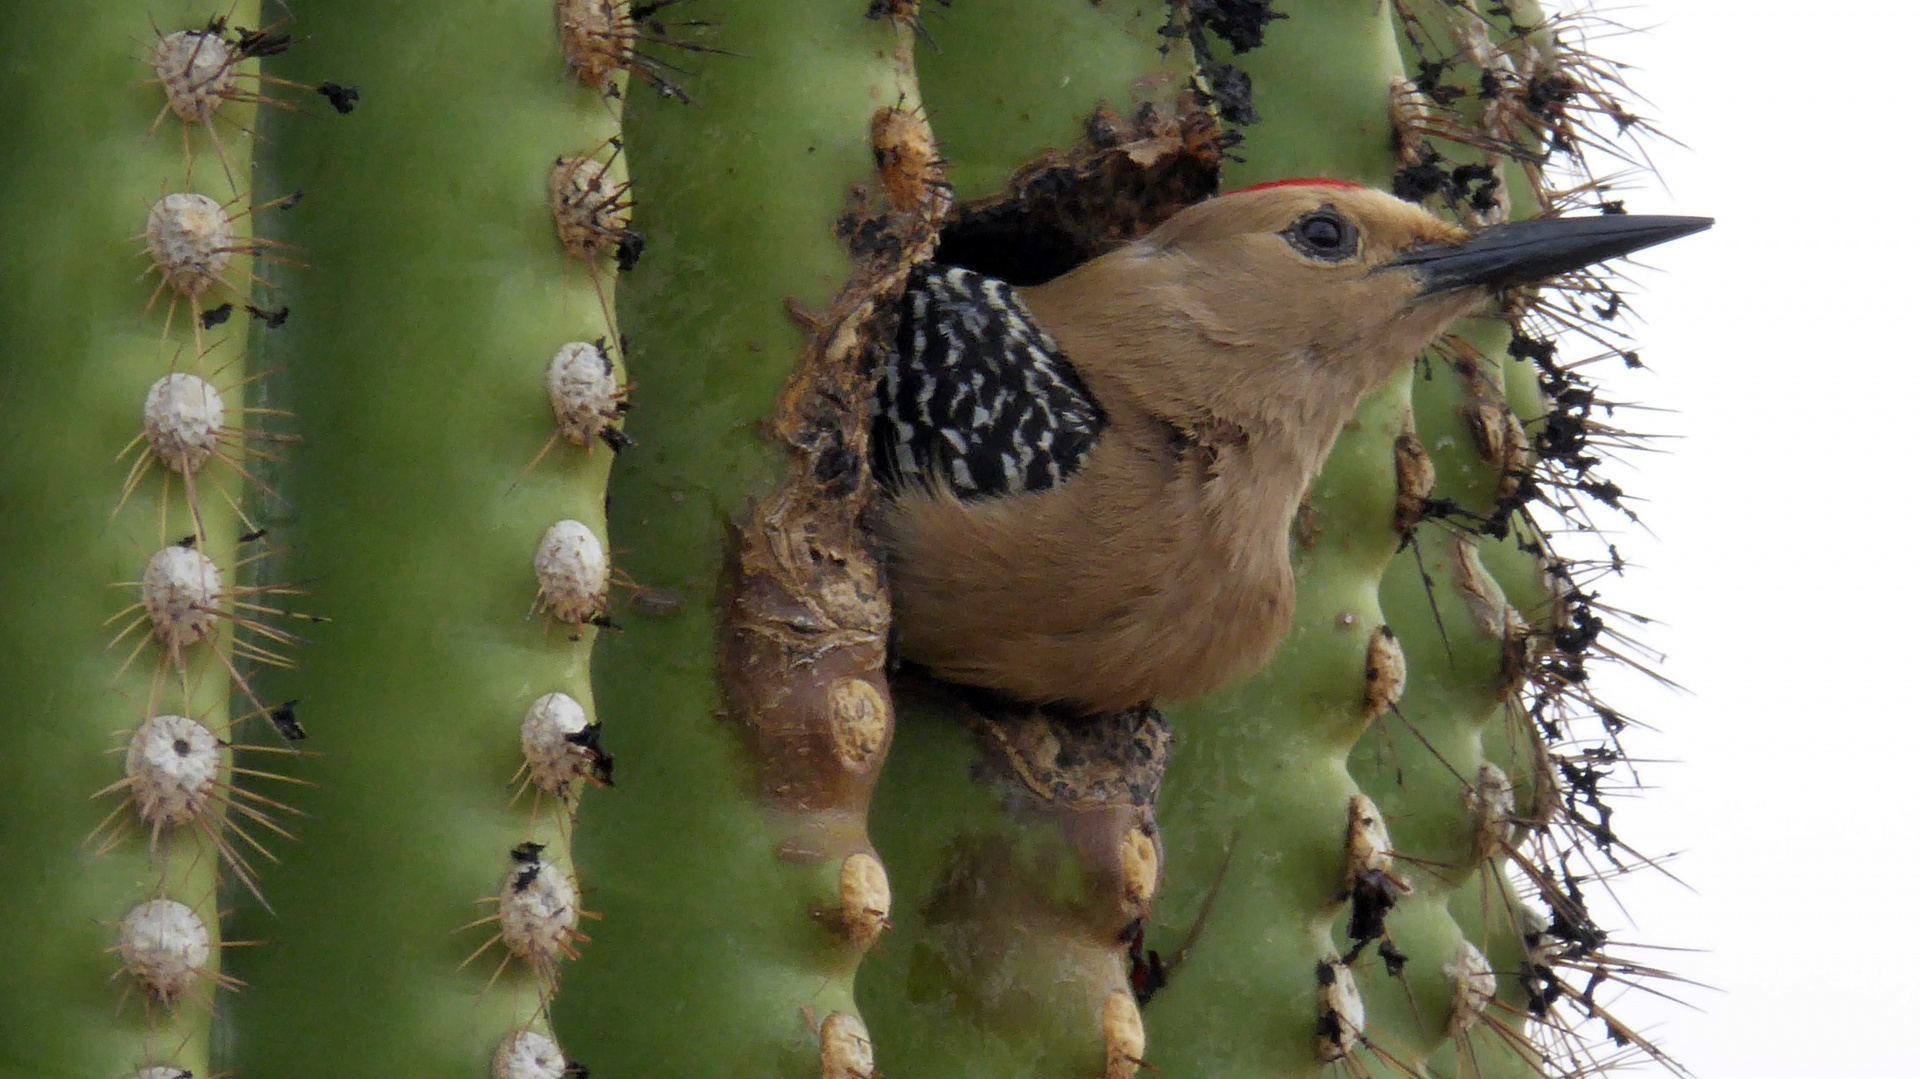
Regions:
[[875, 181, 1708, 714]]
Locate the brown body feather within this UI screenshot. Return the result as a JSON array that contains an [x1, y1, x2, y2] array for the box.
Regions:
[[880, 186, 1491, 713]]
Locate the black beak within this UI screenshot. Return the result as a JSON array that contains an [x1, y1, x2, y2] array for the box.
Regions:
[[1395, 214, 1713, 294]]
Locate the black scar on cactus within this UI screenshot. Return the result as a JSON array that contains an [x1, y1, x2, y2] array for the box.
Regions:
[[1371, 3, 1708, 1069], [615, 228, 646, 272], [247, 303, 290, 328], [619, 0, 738, 105], [563, 720, 616, 786], [268, 700, 306, 741], [1155, 1, 1289, 126], [1338, 868, 1401, 965], [865, 0, 952, 42], [1182, 1, 1288, 54], [317, 82, 360, 114], [1121, 918, 1168, 1005]]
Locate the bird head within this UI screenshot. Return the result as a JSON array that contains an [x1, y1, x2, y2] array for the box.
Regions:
[[1035, 180, 1709, 432]]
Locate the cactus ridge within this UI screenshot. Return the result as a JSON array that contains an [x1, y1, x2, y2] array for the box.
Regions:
[[1361, 2, 1693, 1075], [0, 3, 1696, 1077], [560, 8, 931, 1075]]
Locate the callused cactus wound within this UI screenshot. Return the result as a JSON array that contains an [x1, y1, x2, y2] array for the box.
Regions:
[[494, 1030, 569, 1079], [143, 373, 225, 474], [117, 898, 211, 1005], [145, 193, 234, 300], [534, 519, 608, 626]]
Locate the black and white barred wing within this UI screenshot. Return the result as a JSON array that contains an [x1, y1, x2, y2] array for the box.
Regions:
[[875, 265, 1107, 501]]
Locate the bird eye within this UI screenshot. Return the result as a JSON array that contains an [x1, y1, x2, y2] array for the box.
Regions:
[[1285, 209, 1359, 262]]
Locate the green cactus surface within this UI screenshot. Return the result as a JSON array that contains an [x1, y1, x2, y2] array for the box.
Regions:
[[561, 7, 924, 1077], [1, 5, 270, 1077], [0, 3, 1688, 1078], [223, 1, 624, 1073]]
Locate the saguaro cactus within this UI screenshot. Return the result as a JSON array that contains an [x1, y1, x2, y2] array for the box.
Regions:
[[0, 2, 1691, 1078]]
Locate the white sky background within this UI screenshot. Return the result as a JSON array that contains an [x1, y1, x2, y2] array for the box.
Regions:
[[1547, 1, 1920, 1074]]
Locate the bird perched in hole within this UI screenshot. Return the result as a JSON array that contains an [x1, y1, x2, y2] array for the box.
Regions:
[[873, 180, 1708, 714]]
